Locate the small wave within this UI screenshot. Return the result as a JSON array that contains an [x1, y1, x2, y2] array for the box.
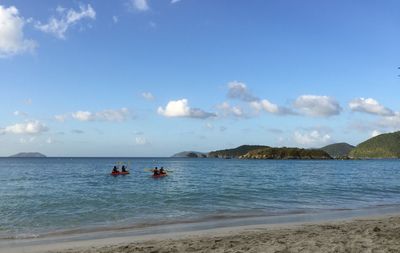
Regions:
[[0, 233, 40, 240]]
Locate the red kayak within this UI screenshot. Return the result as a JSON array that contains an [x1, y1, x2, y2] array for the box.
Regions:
[[111, 171, 130, 176], [152, 173, 167, 178]]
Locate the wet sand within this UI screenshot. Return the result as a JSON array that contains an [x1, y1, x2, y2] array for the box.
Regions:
[[3, 214, 400, 253]]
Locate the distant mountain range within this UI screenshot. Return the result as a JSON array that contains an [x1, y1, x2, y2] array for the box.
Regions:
[[172, 131, 400, 160], [9, 152, 47, 158]]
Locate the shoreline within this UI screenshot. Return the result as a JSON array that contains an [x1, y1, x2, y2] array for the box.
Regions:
[[1, 206, 400, 253], [3, 204, 400, 241]]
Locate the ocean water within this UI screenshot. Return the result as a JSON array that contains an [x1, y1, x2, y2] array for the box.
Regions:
[[0, 158, 400, 239]]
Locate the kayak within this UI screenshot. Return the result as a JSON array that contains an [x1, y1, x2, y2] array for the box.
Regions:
[[152, 173, 167, 178], [110, 171, 130, 176]]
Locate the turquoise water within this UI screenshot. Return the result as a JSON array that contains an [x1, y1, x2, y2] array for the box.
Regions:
[[1, 158, 400, 239]]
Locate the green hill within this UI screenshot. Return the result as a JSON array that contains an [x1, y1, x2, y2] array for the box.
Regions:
[[350, 131, 400, 158], [240, 147, 332, 160], [208, 145, 269, 158], [321, 143, 355, 158]]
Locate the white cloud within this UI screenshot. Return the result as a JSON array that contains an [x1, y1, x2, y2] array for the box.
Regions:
[[1, 121, 48, 135], [378, 112, 400, 129], [227, 81, 258, 102], [35, 4, 96, 39], [217, 102, 245, 118], [371, 130, 382, 137], [158, 99, 216, 119], [112, 16, 118, 23], [293, 95, 342, 117], [131, 0, 149, 11], [0, 5, 36, 57], [54, 114, 69, 122], [46, 137, 53, 144], [226, 81, 293, 116], [72, 111, 93, 121], [72, 108, 132, 122], [135, 136, 148, 145], [13, 110, 28, 117], [349, 98, 394, 116], [293, 129, 331, 147], [250, 99, 294, 115], [171, 0, 182, 3], [142, 92, 154, 100]]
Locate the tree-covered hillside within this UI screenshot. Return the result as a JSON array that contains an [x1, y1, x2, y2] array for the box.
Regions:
[[350, 131, 400, 158], [240, 147, 332, 160], [321, 143, 355, 158]]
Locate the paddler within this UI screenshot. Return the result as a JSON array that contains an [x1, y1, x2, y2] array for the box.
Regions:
[[153, 167, 160, 175], [160, 167, 166, 175], [121, 165, 127, 172], [112, 166, 119, 173]]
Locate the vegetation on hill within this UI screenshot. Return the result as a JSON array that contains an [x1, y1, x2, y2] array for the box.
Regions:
[[350, 131, 400, 158], [208, 145, 269, 158], [10, 152, 46, 158], [321, 143, 355, 158], [240, 147, 332, 160]]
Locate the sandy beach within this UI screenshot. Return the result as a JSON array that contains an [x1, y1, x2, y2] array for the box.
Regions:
[[2, 214, 399, 253]]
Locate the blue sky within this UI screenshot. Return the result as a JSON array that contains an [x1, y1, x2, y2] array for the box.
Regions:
[[0, 0, 399, 156]]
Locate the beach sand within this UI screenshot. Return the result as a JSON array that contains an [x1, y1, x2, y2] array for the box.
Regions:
[[6, 214, 398, 253]]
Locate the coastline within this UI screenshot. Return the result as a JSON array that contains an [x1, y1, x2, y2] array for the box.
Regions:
[[2, 207, 400, 253]]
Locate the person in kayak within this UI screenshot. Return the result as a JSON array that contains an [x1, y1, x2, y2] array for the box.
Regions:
[[121, 165, 127, 172], [112, 166, 119, 173], [153, 167, 160, 175], [160, 167, 166, 175]]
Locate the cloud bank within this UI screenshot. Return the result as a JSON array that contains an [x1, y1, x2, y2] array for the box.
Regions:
[[72, 108, 132, 122], [349, 98, 394, 116], [293, 95, 342, 117], [293, 129, 331, 147], [1, 120, 48, 135], [0, 5, 36, 57]]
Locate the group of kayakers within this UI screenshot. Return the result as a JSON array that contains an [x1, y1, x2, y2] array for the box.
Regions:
[[152, 166, 167, 176], [110, 165, 167, 177], [112, 165, 128, 173]]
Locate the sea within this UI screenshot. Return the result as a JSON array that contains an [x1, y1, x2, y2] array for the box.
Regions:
[[1, 158, 400, 240]]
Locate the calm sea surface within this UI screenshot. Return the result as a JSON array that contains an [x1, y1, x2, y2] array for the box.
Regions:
[[0, 158, 400, 239]]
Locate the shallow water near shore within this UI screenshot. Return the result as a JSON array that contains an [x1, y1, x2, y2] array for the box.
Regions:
[[1, 158, 400, 239]]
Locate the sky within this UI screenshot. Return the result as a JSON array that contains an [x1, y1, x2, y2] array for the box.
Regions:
[[0, 0, 399, 157]]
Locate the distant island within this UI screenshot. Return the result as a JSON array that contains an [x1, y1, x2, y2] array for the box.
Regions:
[[208, 145, 331, 160], [173, 131, 400, 160], [9, 152, 47, 158], [171, 151, 207, 158]]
